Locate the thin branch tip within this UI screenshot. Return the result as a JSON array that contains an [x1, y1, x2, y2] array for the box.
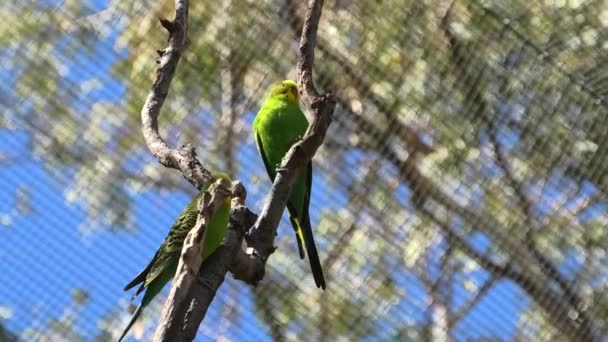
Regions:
[[230, 181, 247, 201], [159, 17, 175, 33]]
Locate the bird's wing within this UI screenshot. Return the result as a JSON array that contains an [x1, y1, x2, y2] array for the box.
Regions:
[[123, 250, 158, 292], [254, 130, 277, 181], [300, 161, 326, 289], [255, 129, 306, 258]]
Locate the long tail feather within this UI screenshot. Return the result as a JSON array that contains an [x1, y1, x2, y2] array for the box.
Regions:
[[118, 304, 143, 342], [295, 214, 326, 290], [123, 254, 157, 291], [289, 216, 306, 259], [119, 279, 164, 341]]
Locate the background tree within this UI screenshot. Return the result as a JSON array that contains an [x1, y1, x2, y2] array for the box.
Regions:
[[0, 0, 606, 341]]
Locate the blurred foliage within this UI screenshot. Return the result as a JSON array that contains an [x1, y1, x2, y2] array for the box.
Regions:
[[20, 288, 90, 341], [1, 0, 608, 340]]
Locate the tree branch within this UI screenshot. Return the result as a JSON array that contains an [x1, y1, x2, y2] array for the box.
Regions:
[[153, 178, 231, 342], [140, 0, 212, 189], [181, 185, 257, 340], [283, 0, 434, 156], [136, 1, 252, 339], [138, 0, 333, 340], [246, 0, 335, 267]]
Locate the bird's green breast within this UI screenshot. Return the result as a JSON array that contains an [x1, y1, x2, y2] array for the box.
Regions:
[[254, 98, 309, 168], [201, 198, 231, 260], [254, 97, 310, 215]]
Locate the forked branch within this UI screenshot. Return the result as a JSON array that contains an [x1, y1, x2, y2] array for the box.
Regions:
[[138, 0, 334, 341], [247, 0, 336, 266]]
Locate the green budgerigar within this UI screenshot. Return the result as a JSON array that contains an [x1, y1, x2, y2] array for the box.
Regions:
[[118, 172, 232, 341], [253, 80, 326, 290]]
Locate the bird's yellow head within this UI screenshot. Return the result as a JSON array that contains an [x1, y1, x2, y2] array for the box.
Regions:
[[206, 171, 232, 192], [268, 80, 299, 103]]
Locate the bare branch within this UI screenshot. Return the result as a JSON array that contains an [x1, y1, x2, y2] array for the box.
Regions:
[[136, 1, 259, 337], [247, 0, 335, 267], [181, 184, 258, 340], [138, 0, 333, 337], [283, 0, 433, 156], [297, 0, 324, 101], [140, 0, 211, 189], [153, 179, 231, 342]]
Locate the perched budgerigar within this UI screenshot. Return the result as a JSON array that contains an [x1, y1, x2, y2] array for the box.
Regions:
[[118, 172, 232, 341], [252, 80, 326, 290]]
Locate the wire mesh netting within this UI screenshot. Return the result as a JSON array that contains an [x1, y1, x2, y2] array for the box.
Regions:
[[0, 0, 607, 341]]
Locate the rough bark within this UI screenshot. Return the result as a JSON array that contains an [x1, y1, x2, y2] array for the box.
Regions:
[[138, 0, 334, 340]]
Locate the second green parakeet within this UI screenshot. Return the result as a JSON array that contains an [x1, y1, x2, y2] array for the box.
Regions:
[[118, 172, 232, 341], [252, 80, 326, 290]]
